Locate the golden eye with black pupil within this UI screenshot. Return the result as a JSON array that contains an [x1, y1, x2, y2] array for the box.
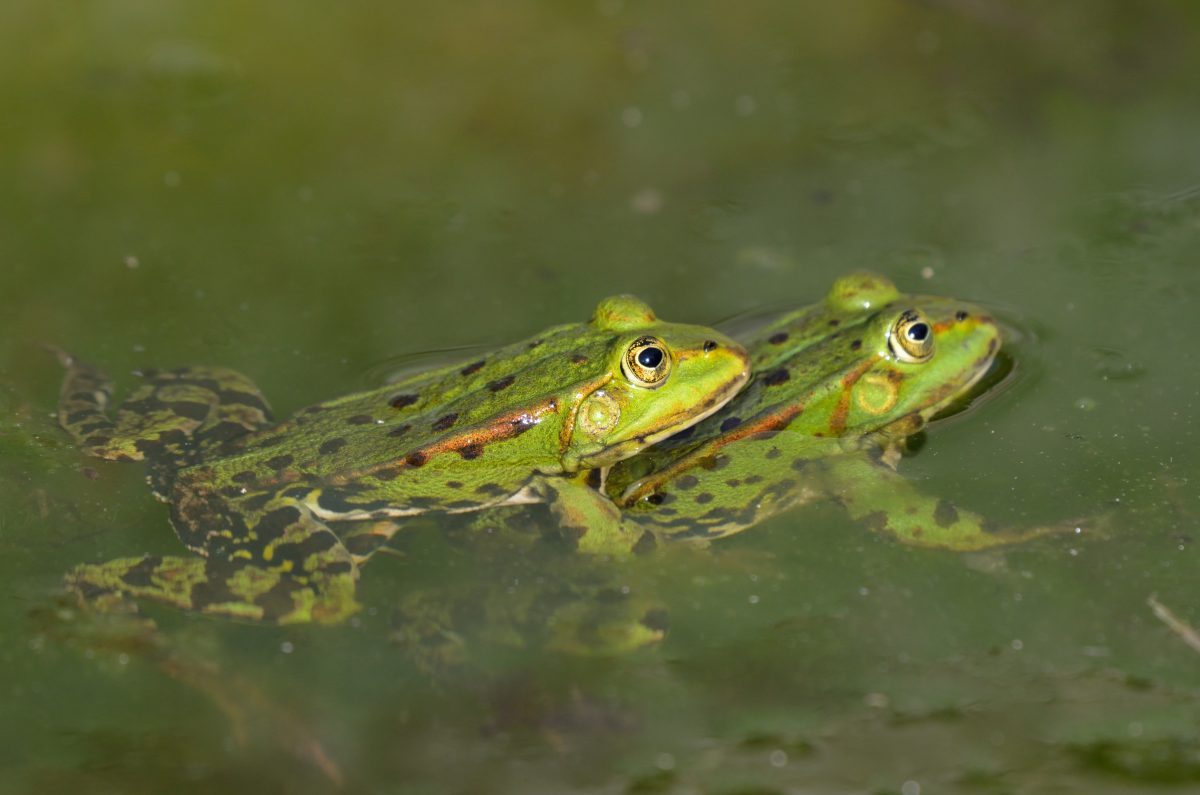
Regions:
[[888, 309, 935, 363], [622, 336, 672, 387]]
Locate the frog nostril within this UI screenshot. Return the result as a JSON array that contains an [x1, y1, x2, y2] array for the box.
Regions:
[[703, 340, 718, 353]]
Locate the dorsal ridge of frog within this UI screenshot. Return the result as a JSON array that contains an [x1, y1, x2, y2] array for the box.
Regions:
[[590, 295, 657, 331], [824, 271, 901, 313]]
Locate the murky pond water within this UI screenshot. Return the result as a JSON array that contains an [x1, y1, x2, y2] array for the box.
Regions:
[[2, 2, 1199, 793]]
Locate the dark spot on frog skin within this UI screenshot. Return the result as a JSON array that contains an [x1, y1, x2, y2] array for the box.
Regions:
[[955, 310, 969, 321], [487, 375, 515, 392], [698, 454, 729, 471], [675, 475, 699, 490], [695, 493, 714, 504], [232, 470, 257, 484], [934, 499, 960, 528], [318, 438, 347, 455], [318, 488, 391, 516], [850, 339, 862, 351], [388, 423, 411, 437], [744, 475, 763, 485], [344, 533, 388, 558], [282, 485, 312, 500], [457, 443, 484, 460], [239, 492, 273, 512], [252, 505, 305, 542], [765, 447, 781, 459], [252, 578, 309, 619], [763, 368, 790, 387], [374, 465, 404, 481], [446, 480, 464, 489], [189, 570, 245, 611], [475, 483, 508, 496], [528, 339, 544, 349], [119, 556, 165, 588], [389, 394, 419, 410], [405, 451, 428, 468], [861, 511, 889, 533], [265, 454, 294, 470], [642, 608, 671, 632], [460, 360, 486, 376], [346, 414, 375, 425], [720, 416, 742, 432], [829, 318, 841, 327], [569, 353, 589, 365], [791, 458, 808, 472], [218, 389, 271, 413], [432, 414, 458, 431], [668, 425, 697, 442], [445, 499, 479, 510], [164, 401, 211, 421], [584, 468, 603, 489], [632, 531, 657, 555], [725, 478, 741, 487], [406, 496, 442, 510], [768, 332, 789, 345]]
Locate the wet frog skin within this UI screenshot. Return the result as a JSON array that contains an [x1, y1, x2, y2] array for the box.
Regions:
[[606, 273, 1066, 551], [54, 296, 749, 624]]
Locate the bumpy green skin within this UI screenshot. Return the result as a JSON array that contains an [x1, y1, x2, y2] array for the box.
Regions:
[[605, 272, 1066, 550], [54, 296, 750, 624]]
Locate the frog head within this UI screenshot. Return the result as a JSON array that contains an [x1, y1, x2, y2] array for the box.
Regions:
[[559, 296, 750, 471], [798, 285, 1002, 443]]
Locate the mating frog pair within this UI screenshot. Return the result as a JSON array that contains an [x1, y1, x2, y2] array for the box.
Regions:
[[54, 275, 1062, 627]]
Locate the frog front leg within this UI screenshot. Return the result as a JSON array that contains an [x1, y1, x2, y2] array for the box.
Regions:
[[820, 455, 1076, 551], [536, 473, 653, 556], [67, 494, 361, 625]]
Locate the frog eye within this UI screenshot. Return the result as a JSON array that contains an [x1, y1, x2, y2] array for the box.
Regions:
[[888, 309, 935, 363], [622, 336, 672, 388]]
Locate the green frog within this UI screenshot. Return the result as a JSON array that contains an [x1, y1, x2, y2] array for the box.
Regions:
[[54, 295, 750, 624], [389, 273, 1073, 669], [604, 272, 1068, 550]]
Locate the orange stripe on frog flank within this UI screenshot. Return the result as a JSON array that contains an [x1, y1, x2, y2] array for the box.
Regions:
[[327, 397, 561, 485], [616, 402, 806, 507]]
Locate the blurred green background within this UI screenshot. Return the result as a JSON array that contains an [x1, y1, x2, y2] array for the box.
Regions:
[[2, 1, 1199, 792]]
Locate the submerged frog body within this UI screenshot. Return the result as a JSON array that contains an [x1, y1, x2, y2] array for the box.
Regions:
[[605, 272, 1067, 550], [55, 296, 749, 624]]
